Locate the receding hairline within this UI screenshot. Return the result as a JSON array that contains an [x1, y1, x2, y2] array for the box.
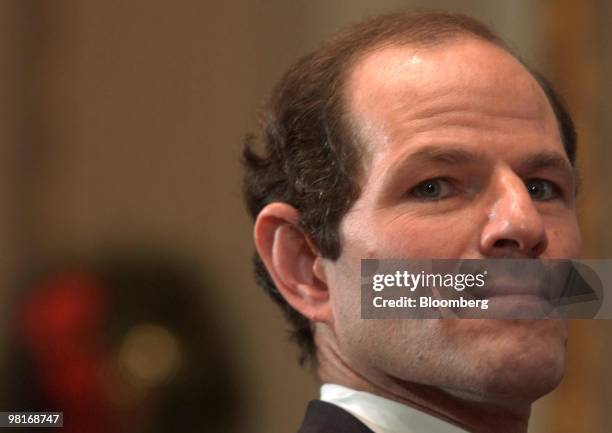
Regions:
[[335, 34, 514, 171]]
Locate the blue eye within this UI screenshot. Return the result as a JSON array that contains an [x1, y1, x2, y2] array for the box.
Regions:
[[411, 178, 454, 200], [525, 179, 559, 201]]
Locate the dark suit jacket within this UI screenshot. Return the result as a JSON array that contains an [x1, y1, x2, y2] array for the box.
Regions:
[[297, 400, 375, 433]]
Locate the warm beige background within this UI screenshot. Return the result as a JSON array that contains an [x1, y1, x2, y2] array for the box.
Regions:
[[1, 1, 610, 432]]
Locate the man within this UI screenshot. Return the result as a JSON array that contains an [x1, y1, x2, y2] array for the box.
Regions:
[[242, 11, 580, 433]]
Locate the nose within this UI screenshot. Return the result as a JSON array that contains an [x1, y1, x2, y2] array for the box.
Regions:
[[479, 170, 548, 258]]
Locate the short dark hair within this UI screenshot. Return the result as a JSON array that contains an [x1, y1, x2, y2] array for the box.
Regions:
[[241, 11, 577, 365]]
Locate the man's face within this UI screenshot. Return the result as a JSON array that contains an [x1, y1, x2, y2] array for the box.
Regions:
[[321, 38, 581, 401]]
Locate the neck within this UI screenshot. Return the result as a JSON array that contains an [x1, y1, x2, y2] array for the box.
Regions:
[[315, 326, 532, 433]]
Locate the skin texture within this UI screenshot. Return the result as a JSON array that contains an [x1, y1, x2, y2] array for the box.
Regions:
[[254, 37, 581, 433]]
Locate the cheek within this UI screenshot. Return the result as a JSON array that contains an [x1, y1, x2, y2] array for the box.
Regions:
[[342, 212, 477, 259], [545, 217, 581, 258]]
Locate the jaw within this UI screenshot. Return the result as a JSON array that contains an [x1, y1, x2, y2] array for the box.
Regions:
[[315, 320, 542, 433], [435, 319, 567, 402], [322, 317, 567, 403]]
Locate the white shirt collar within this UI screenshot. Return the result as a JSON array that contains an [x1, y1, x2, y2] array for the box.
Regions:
[[320, 383, 469, 433]]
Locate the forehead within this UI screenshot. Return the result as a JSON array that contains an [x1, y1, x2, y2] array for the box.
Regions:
[[345, 38, 561, 166]]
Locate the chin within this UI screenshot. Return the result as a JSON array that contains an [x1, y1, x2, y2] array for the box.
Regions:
[[471, 320, 568, 401]]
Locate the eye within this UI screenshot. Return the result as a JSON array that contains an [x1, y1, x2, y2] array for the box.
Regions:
[[525, 179, 560, 201], [410, 178, 455, 200]]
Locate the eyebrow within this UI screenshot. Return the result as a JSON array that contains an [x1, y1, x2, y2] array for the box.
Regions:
[[522, 152, 574, 175], [400, 145, 484, 165], [382, 144, 576, 188], [384, 146, 486, 185]]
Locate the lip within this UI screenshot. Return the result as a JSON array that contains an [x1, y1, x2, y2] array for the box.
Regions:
[[483, 294, 559, 319], [455, 259, 576, 301], [470, 280, 548, 299], [440, 293, 558, 319]]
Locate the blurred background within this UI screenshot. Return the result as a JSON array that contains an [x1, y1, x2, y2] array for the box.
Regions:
[[0, 1, 610, 432]]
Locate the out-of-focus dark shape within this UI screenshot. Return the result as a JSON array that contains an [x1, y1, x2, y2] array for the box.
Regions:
[[3, 249, 242, 433]]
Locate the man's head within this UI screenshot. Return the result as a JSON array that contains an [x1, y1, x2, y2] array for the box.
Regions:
[[243, 11, 580, 405]]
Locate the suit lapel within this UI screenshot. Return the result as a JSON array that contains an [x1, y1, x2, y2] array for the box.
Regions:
[[298, 400, 375, 433]]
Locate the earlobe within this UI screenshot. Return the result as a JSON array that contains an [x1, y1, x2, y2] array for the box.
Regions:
[[254, 203, 333, 324]]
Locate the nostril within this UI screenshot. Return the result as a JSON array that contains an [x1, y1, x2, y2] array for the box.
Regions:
[[493, 239, 520, 249]]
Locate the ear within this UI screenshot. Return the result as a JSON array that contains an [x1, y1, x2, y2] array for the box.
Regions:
[[254, 202, 333, 324]]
